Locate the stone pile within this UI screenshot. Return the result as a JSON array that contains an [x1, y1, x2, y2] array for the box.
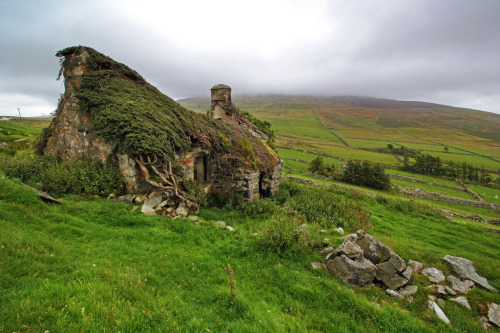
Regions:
[[114, 192, 198, 218], [321, 230, 415, 293], [322, 231, 499, 328]]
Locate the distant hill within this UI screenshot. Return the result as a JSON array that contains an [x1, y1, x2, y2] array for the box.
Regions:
[[179, 95, 500, 142]]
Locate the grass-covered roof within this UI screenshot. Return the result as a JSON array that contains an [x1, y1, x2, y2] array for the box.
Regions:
[[54, 46, 278, 172]]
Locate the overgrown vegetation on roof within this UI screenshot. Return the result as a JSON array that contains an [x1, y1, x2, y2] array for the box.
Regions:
[[52, 46, 278, 172]]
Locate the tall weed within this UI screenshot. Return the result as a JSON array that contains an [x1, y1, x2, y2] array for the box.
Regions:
[[0, 153, 123, 196], [276, 179, 372, 230]]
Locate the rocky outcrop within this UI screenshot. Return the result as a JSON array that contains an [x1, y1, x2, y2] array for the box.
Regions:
[[324, 230, 414, 290]]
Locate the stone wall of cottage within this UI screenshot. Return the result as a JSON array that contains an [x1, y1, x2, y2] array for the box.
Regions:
[[43, 49, 140, 193]]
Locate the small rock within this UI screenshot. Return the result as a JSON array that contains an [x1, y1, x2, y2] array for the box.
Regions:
[[134, 195, 147, 204], [450, 296, 471, 310], [188, 216, 199, 221], [226, 226, 235, 232], [443, 255, 497, 291], [427, 301, 450, 325], [311, 262, 325, 270], [166, 207, 174, 213], [428, 295, 437, 302], [117, 194, 134, 203], [176, 203, 188, 216], [107, 193, 116, 199], [408, 259, 424, 274], [447, 275, 475, 294], [166, 199, 176, 206], [399, 285, 418, 297], [444, 285, 456, 296], [141, 204, 156, 215], [320, 247, 335, 260], [386, 289, 404, 299], [147, 191, 160, 198], [370, 302, 381, 308], [156, 200, 169, 209], [334, 227, 345, 235], [489, 303, 500, 327], [250, 233, 258, 236], [216, 221, 226, 228], [479, 316, 493, 330], [429, 285, 448, 298], [422, 267, 446, 283], [320, 229, 327, 233]]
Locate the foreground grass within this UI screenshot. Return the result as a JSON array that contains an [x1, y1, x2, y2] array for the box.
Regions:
[[0, 176, 425, 332], [2, 176, 500, 332]]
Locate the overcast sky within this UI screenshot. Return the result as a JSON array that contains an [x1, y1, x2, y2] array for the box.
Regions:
[[1, 0, 500, 117]]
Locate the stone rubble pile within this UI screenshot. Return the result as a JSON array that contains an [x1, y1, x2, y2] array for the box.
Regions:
[[321, 230, 499, 328], [321, 230, 415, 292], [113, 192, 199, 218]]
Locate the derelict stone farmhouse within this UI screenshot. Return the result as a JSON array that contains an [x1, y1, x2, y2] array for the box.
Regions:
[[40, 46, 281, 201]]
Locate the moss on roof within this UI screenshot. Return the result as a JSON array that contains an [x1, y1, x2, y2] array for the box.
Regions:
[[54, 46, 277, 172]]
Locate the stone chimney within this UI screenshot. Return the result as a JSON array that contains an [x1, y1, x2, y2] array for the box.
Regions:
[[60, 46, 90, 92], [211, 84, 237, 121]]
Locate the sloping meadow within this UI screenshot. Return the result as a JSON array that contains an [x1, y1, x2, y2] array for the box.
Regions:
[[1, 175, 499, 332]]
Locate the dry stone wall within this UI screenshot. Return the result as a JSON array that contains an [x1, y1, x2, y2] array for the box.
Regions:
[[398, 186, 500, 210]]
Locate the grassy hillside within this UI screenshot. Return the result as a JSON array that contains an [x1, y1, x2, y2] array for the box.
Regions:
[[1, 97, 500, 331], [0, 117, 51, 154], [1, 174, 499, 332], [179, 95, 500, 171]]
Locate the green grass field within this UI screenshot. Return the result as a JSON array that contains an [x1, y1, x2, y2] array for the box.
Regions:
[[2, 106, 500, 332], [2, 175, 500, 332]]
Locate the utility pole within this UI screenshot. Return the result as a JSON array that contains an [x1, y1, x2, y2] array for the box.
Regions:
[[17, 108, 21, 120]]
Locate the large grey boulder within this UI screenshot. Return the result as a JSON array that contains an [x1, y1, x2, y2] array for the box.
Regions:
[[447, 275, 475, 294], [422, 267, 445, 283], [489, 303, 500, 327], [443, 255, 497, 292], [327, 254, 376, 286]]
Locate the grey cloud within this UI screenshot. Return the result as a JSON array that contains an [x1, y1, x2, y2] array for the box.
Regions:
[[1, 0, 500, 116]]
